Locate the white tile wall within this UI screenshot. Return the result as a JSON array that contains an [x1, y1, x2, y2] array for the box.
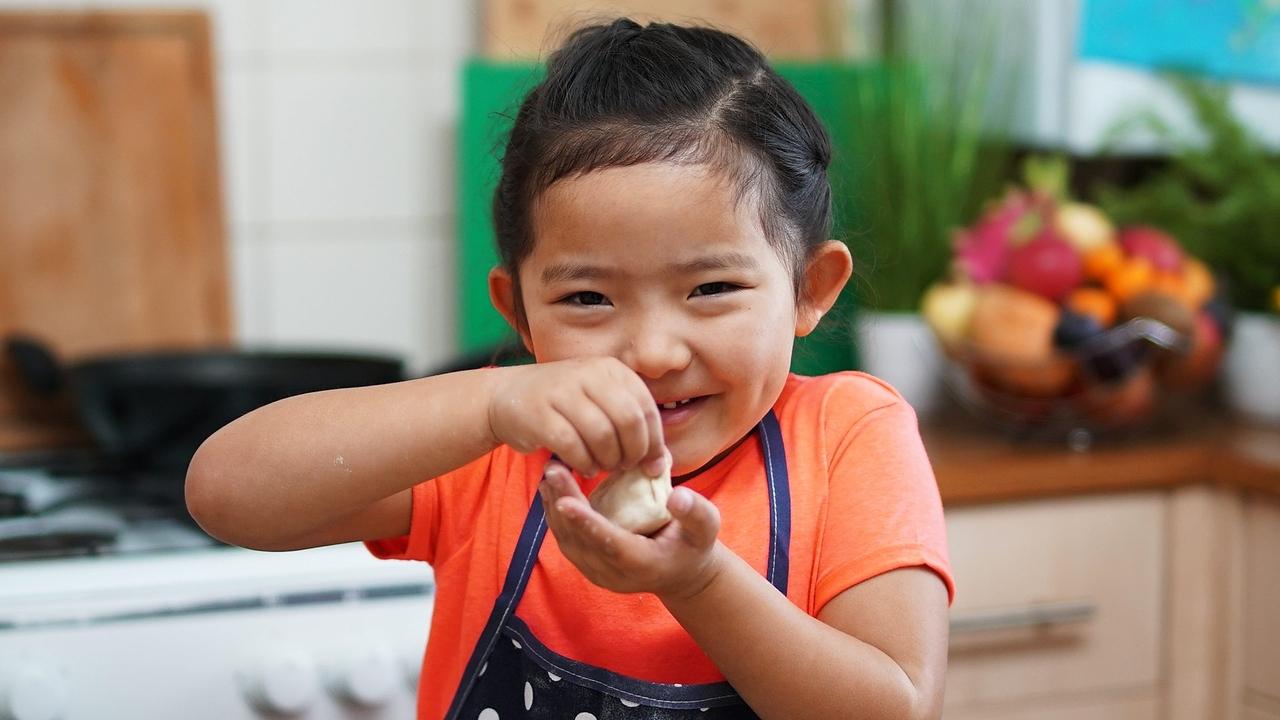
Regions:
[[264, 64, 456, 223], [261, 219, 456, 371], [6, 0, 476, 374]]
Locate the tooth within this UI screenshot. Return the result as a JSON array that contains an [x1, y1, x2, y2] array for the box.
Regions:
[[662, 402, 678, 410]]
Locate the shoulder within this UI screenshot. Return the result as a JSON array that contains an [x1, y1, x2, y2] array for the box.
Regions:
[[773, 372, 925, 470], [776, 371, 912, 426]]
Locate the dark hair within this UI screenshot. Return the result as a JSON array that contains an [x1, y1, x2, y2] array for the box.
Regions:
[[494, 18, 833, 317]]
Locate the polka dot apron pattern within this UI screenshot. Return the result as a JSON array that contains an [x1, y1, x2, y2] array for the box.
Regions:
[[446, 412, 792, 720]]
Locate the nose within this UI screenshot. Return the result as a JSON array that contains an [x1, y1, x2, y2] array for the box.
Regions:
[[619, 316, 693, 380]]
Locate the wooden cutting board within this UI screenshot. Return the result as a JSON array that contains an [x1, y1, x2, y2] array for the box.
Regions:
[[0, 10, 229, 451], [482, 0, 843, 59]]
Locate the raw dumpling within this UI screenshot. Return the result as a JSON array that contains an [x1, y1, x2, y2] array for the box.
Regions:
[[589, 463, 673, 535]]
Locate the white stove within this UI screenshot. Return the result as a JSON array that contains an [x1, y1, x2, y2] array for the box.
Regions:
[[0, 455, 435, 720]]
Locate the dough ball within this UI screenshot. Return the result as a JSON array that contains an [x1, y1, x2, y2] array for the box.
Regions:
[[589, 463, 673, 535]]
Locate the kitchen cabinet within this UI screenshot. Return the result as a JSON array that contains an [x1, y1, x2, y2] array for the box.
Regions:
[[1243, 493, 1280, 718], [942, 494, 1164, 719], [923, 414, 1280, 720], [480, 0, 839, 60]]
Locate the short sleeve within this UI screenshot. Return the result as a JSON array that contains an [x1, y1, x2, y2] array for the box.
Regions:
[[363, 449, 497, 565], [813, 378, 955, 611]]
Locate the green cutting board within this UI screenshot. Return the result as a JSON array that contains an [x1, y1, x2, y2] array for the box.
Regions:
[[458, 60, 879, 374]]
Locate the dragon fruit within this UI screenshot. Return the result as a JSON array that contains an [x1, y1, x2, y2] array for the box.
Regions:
[[953, 189, 1053, 283]]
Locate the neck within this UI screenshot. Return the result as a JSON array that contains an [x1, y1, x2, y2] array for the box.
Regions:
[[673, 430, 756, 485]]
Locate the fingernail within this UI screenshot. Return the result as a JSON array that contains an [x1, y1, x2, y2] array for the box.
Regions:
[[671, 488, 692, 513]]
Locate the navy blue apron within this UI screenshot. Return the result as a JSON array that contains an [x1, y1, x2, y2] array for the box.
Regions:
[[445, 411, 791, 720]]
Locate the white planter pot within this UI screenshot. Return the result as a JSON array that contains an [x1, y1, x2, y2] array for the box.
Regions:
[[856, 311, 943, 419], [1222, 312, 1280, 426]]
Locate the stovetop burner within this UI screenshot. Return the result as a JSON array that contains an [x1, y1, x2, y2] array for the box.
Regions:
[[0, 448, 221, 561]]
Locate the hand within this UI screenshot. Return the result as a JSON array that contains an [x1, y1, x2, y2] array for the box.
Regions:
[[488, 357, 666, 476], [539, 459, 725, 599]]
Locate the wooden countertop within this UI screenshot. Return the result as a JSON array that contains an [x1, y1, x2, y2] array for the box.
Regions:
[[923, 406, 1280, 506]]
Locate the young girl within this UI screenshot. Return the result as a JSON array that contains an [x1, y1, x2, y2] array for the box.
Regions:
[[187, 18, 954, 720]]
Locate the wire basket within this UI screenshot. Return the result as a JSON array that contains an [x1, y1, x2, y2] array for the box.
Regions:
[[935, 317, 1206, 449]]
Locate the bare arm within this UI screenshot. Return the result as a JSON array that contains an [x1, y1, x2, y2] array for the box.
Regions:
[[185, 357, 665, 553], [537, 465, 950, 720], [662, 551, 950, 720], [185, 368, 507, 551]]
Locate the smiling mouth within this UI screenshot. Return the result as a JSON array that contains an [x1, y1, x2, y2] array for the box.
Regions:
[[659, 397, 697, 410]]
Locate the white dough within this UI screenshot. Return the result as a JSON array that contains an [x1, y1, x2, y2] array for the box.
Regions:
[[589, 463, 673, 535]]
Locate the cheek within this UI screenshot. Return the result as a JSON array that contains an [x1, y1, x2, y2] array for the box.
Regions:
[[525, 313, 610, 362], [707, 301, 797, 372]]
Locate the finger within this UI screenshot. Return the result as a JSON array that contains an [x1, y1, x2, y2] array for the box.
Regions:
[[664, 487, 720, 549], [543, 410, 598, 476], [583, 382, 650, 470], [634, 392, 665, 474], [540, 464, 581, 548], [608, 364, 664, 473], [552, 392, 623, 472], [643, 445, 671, 479], [554, 493, 630, 561]]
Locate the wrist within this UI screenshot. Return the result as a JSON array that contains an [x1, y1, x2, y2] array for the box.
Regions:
[[662, 541, 730, 604], [482, 364, 527, 451]]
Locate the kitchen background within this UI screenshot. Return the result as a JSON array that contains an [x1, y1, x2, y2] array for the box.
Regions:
[[1, 1, 1278, 719]]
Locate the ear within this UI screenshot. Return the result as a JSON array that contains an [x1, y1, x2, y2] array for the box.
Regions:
[[488, 266, 535, 352], [795, 241, 853, 337]]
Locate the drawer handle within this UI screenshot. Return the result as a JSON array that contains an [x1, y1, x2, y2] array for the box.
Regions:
[[949, 601, 1096, 635]]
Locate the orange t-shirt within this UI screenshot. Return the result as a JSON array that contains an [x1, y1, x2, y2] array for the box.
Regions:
[[367, 371, 955, 719]]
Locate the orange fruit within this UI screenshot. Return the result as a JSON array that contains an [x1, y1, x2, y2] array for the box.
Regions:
[[1105, 257, 1154, 302], [1083, 244, 1124, 281], [1066, 287, 1118, 327], [1150, 271, 1192, 308], [1181, 258, 1215, 309]]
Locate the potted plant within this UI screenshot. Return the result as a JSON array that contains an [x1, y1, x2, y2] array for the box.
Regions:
[[1095, 76, 1280, 425], [844, 0, 1024, 417]]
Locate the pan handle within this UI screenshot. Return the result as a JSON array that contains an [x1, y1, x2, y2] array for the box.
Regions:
[[4, 335, 67, 396]]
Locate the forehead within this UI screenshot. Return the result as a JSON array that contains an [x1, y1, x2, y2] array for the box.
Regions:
[[527, 163, 780, 272]]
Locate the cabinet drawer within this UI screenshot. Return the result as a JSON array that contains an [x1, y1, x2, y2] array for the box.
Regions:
[[943, 493, 1164, 710], [943, 691, 1160, 720], [1245, 495, 1280, 702]]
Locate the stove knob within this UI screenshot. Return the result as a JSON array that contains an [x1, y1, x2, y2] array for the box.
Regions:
[[239, 650, 319, 715], [326, 644, 398, 708], [2, 665, 69, 720]]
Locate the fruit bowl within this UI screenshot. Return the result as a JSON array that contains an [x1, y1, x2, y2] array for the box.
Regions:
[[920, 157, 1230, 444], [936, 316, 1205, 444]]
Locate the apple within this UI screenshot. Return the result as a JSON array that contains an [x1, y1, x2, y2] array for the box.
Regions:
[[1119, 226, 1183, 273], [1086, 366, 1157, 427], [1162, 310, 1224, 389], [1006, 235, 1084, 302], [1054, 202, 1116, 254], [920, 282, 979, 349]]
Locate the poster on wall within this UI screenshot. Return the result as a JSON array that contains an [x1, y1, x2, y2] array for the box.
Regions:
[[1078, 0, 1280, 86]]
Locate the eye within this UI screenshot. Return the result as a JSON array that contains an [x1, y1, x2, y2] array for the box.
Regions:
[[560, 291, 610, 306], [690, 282, 741, 297]]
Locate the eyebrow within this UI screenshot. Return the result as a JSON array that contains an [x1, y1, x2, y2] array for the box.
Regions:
[[540, 252, 759, 284]]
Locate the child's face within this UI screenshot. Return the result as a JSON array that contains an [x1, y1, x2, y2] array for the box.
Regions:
[[496, 163, 830, 475]]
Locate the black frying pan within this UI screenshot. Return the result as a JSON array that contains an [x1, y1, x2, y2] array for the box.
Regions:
[[5, 335, 405, 471]]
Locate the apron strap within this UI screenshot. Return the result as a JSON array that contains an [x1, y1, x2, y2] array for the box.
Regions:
[[445, 410, 791, 719], [443, 496, 548, 720], [759, 411, 791, 596]]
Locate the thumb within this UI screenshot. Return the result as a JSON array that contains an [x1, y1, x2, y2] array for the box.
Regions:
[[667, 487, 719, 548]]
